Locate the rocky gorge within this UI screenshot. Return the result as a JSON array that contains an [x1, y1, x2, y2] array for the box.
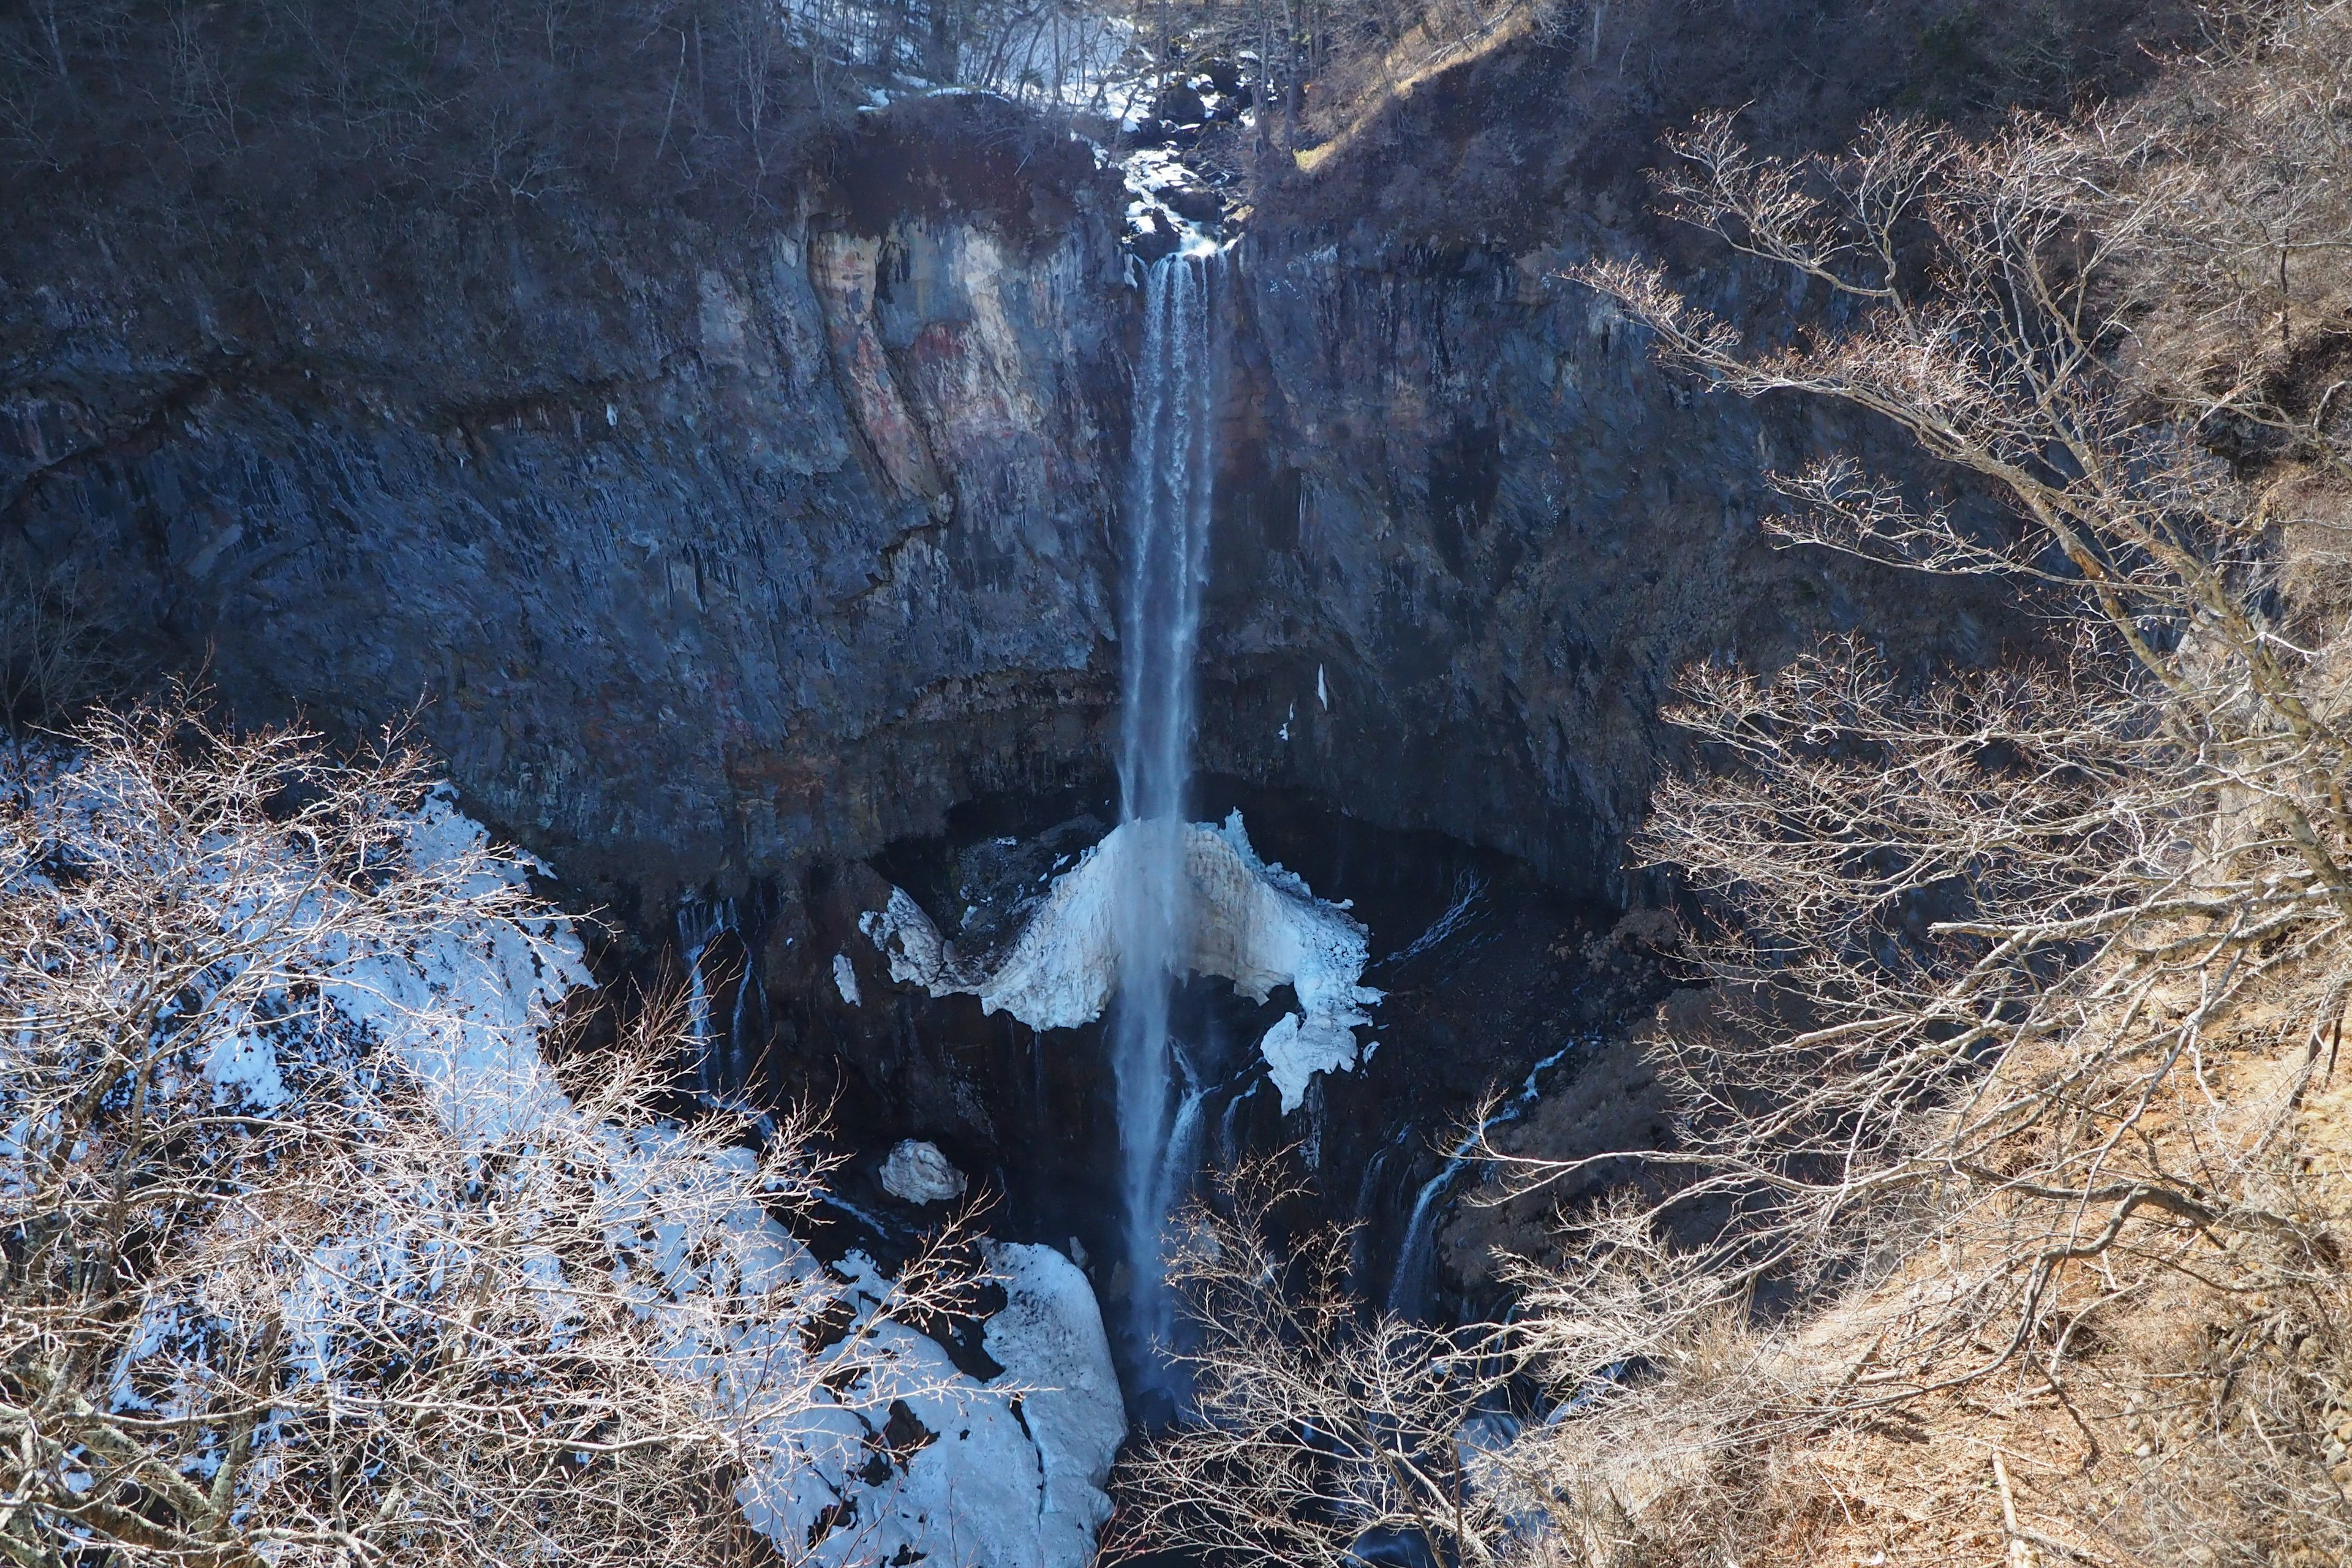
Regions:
[[1, 10, 2101, 1550], [0, 46, 2026, 1316]]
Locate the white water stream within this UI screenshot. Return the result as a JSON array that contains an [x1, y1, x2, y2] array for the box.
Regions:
[[1113, 243, 1221, 1385], [1385, 1042, 1580, 1319]]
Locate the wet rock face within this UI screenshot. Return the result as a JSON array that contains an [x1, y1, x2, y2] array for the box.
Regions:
[[1194, 232, 2027, 901], [10, 94, 2027, 973], [1, 98, 1131, 904]]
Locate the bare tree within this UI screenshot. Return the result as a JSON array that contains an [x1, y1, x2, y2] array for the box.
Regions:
[[1539, 0, 2350, 1368], [0, 542, 129, 730], [1424, 6, 2352, 1561], [0, 694, 968, 1567], [1109, 1160, 1516, 1567]]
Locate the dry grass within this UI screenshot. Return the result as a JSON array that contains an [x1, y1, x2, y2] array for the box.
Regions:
[[1485, 989, 2352, 1568], [1288, 1, 1540, 173]]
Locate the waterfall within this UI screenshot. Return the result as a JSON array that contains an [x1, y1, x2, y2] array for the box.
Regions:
[[1112, 243, 1220, 1389], [676, 897, 739, 1099], [674, 894, 771, 1107]]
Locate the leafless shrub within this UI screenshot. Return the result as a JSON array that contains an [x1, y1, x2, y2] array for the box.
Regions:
[[1446, 4, 2352, 1560], [0, 693, 968, 1566], [1108, 1158, 1518, 1567]]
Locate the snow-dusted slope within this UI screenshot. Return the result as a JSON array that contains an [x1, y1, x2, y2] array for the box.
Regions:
[[862, 812, 1382, 1110], [363, 817, 1126, 1568], [6, 748, 1124, 1568], [364, 813, 1126, 1568]]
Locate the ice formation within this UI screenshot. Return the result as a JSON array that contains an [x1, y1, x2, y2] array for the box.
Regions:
[[862, 811, 1382, 1112]]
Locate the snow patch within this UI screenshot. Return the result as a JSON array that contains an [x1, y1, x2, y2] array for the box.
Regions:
[[202, 1027, 290, 1109], [317, 786, 585, 1143], [832, 951, 863, 1007], [347, 831, 1124, 1568], [981, 1242, 1126, 1554]]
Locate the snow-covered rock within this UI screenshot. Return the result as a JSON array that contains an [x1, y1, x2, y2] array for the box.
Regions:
[[980, 1243, 1128, 1557], [319, 785, 587, 1141], [1258, 1012, 1364, 1120], [880, 1139, 968, 1204], [861, 810, 1382, 1111], [745, 1243, 1125, 1568]]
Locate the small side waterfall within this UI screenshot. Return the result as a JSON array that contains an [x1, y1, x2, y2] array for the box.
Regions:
[[1113, 243, 1221, 1390], [1385, 1042, 1582, 1320], [673, 892, 774, 1114]]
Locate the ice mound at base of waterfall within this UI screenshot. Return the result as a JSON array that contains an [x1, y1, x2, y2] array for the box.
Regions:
[[861, 812, 1381, 1111]]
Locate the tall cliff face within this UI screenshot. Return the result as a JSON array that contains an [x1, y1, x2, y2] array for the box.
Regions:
[[6, 86, 2017, 918], [3, 78, 2043, 1321], [1192, 230, 2020, 899], [3, 97, 1131, 903]]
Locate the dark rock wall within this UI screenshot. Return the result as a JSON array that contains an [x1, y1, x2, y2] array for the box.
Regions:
[[4, 99, 1132, 903], [6, 92, 2022, 917], [1194, 230, 2020, 900]]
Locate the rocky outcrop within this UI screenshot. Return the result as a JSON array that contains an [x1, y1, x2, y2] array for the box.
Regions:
[[5, 81, 2043, 1330], [4, 97, 2022, 1314]]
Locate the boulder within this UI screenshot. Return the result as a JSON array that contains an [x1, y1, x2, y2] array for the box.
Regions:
[[880, 1139, 969, 1204]]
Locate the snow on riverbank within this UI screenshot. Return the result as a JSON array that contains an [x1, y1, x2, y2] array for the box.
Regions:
[[862, 811, 1383, 1110]]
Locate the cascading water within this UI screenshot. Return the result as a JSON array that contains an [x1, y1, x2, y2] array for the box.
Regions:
[[1384, 1041, 1586, 1319], [1112, 242, 1221, 1393], [677, 896, 754, 1099]]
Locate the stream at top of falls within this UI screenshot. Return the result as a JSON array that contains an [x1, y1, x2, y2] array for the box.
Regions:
[[1112, 239, 1223, 1405]]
